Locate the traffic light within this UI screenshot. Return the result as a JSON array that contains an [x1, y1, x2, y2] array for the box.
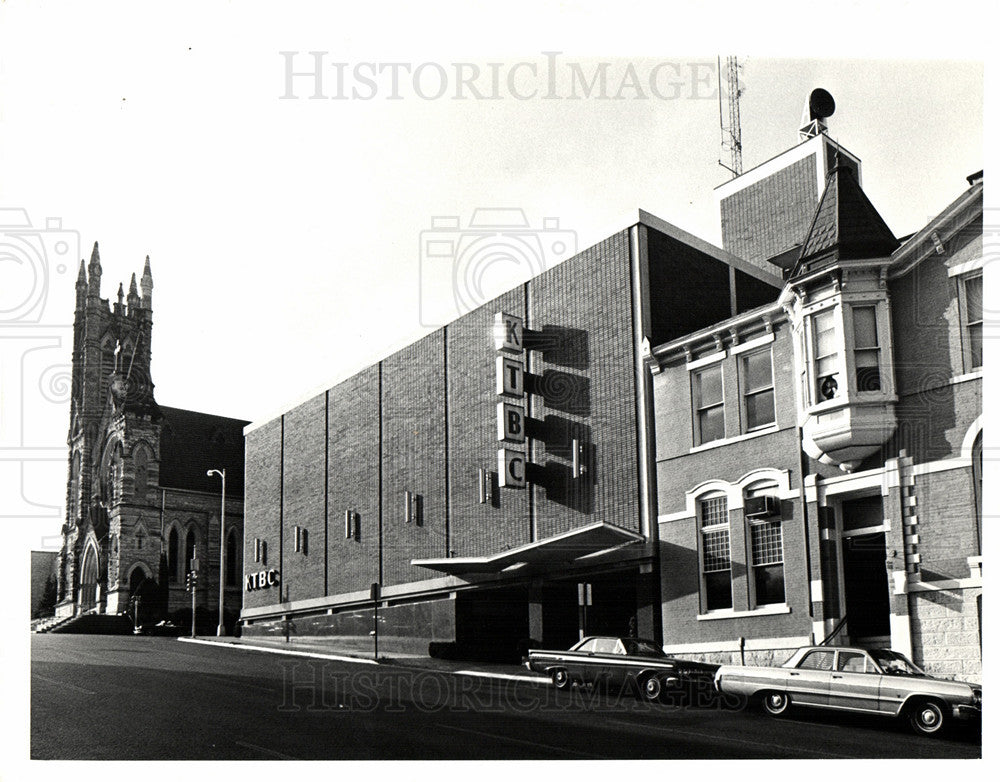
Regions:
[[185, 570, 199, 592]]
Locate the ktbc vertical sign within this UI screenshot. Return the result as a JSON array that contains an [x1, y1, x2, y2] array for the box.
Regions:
[[495, 312, 527, 488]]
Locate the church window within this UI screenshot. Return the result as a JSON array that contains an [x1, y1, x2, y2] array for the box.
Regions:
[[168, 528, 179, 582]]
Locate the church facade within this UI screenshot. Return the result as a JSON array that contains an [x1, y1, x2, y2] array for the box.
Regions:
[[55, 245, 247, 631]]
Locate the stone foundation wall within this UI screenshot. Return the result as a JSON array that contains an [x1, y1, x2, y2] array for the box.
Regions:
[[909, 586, 982, 683]]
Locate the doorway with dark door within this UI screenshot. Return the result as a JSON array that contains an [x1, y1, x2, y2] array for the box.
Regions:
[[841, 532, 891, 645]]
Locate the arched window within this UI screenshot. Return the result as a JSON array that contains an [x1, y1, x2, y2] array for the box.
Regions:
[[185, 527, 196, 572], [168, 527, 179, 582], [100, 335, 117, 395], [225, 528, 239, 587]]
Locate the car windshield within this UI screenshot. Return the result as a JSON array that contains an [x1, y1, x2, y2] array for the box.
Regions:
[[870, 649, 926, 677], [623, 639, 665, 656]]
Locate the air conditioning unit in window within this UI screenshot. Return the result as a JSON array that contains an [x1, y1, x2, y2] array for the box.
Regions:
[[745, 495, 780, 519]]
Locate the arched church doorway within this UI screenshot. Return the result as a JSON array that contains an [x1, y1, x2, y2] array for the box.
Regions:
[[79, 545, 99, 612]]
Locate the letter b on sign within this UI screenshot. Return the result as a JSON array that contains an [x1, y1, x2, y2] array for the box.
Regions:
[[497, 402, 525, 443]]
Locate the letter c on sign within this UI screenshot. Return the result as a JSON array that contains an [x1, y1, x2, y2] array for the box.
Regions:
[[266, 569, 278, 586]]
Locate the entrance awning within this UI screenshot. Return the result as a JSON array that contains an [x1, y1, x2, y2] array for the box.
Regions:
[[411, 521, 645, 575]]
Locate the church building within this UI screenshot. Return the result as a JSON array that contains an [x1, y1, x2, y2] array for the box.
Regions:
[[55, 244, 248, 632]]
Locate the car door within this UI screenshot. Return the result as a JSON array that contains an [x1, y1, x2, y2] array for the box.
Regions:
[[787, 649, 834, 706], [829, 650, 881, 712]]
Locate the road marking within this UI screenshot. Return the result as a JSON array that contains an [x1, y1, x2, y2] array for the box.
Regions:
[[435, 723, 603, 759], [233, 739, 300, 760], [606, 718, 855, 759], [32, 673, 96, 695], [178, 637, 378, 665], [453, 670, 550, 684]]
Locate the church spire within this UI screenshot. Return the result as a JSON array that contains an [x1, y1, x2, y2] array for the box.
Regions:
[[140, 255, 153, 309], [116, 282, 125, 314], [127, 272, 140, 313], [87, 242, 102, 298], [75, 259, 88, 310]]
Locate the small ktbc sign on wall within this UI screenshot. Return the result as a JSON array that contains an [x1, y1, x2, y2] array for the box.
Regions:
[[245, 568, 280, 591], [495, 312, 527, 488]]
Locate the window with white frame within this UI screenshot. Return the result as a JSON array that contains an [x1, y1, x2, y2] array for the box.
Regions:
[[693, 364, 724, 445], [959, 274, 983, 371], [851, 305, 882, 392], [700, 495, 732, 611], [741, 349, 776, 430], [746, 486, 785, 606], [812, 308, 841, 401]]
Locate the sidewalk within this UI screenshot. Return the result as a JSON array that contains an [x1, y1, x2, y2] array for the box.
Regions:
[[179, 635, 551, 684]]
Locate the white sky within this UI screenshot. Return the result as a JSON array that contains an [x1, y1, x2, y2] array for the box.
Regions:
[[0, 2, 987, 546], [0, 1, 994, 776]]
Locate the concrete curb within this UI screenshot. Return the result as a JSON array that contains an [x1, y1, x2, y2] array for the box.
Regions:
[[178, 636, 378, 665], [177, 637, 551, 685]]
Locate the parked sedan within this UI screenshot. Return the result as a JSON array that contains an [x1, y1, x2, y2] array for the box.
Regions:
[[525, 636, 719, 701], [714, 645, 981, 735]]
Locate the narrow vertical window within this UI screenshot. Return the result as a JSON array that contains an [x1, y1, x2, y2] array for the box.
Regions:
[[852, 306, 881, 391], [964, 275, 983, 370], [693, 365, 724, 445], [742, 349, 775, 430], [748, 499, 785, 607], [185, 528, 196, 570], [700, 496, 732, 611], [168, 528, 178, 582], [813, 308, 840, 401], [225, 529, 238, 586]]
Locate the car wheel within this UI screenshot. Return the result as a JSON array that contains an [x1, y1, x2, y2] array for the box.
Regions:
[[641, 675, 663, 701], [908, 699, 946, 736], [551, 668, 570, 689], [762, 691, 790, 716]]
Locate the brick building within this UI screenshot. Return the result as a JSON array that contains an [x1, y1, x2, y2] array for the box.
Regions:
[[242, 96, 982, 680], [55, 245, 248, 631], [240, 216, 781, 658], [652, 126, 983, 682]]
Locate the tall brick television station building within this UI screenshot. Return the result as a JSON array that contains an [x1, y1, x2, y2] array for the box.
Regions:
[[242, 96, 979, 681]]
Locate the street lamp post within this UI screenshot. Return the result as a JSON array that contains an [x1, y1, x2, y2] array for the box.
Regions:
[[207, 468, 226, 636]]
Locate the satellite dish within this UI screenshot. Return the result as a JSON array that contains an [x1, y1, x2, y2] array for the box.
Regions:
[[809, 88, 836, 121]]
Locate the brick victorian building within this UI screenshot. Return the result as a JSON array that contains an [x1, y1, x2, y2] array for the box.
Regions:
[[652, 124, 983, 682], [241, 95, 982, 680], [56, 245, 248, 631]]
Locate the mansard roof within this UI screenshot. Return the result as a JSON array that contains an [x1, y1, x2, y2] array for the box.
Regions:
[[158, 406, 248, 496]]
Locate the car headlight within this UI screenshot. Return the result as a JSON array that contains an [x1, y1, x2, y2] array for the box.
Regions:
[[972, 689, 982, 707]]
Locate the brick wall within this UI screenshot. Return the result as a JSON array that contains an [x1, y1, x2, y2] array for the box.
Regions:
[[720, 156, 818, 264], [447, 288, 531, 557], [281, 393, 327, 603], [243, 419, 282, 610], [326, 366, 380, 595], [380, 331, 447, 586], [529, 231, 639, 539]]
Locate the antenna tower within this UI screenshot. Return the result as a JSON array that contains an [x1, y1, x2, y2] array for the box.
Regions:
[[718, 56, 743, 178]]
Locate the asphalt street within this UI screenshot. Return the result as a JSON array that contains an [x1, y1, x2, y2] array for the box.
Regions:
[[31, 634, 980, 760]]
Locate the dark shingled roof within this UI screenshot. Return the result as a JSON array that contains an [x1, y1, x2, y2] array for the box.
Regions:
[[158, 406, 248, 496], [794, 166, 900, 277]]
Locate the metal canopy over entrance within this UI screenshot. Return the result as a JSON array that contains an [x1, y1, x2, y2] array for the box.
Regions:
[[411, 522, 645, 576]]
